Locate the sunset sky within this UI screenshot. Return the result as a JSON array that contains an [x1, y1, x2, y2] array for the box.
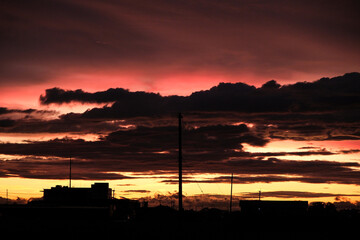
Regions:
[[1, 0, 360, 209]]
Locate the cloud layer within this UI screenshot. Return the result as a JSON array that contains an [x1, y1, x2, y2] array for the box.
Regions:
[[1, 73, 360, 189], [36, 73, 360, 142]]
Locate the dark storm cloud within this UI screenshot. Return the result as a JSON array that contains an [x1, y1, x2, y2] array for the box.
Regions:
[[0, 116, 120, 134], [40, 87, 166, 105], [0, 105, 119, 134], [0, 156, 135, 180], [162, 157, 360, 185], [0, 124, 266, 161], [0, 107, 59, 130], [0, 107, 36, 115], [36, 73, 360, 141], [1, 124, 360, 184], [0, 120, 358, 182], [1, 0, 360, 85], [0, 119, 16, 128], [41, 72, 360, 115]]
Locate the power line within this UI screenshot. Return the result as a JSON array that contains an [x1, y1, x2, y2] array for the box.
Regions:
[[196, 181, 204, 195]]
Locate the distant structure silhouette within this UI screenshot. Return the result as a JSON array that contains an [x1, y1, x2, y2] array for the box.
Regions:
[[239, 200, 308, 216]]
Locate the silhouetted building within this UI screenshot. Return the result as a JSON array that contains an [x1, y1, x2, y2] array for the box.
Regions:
[[239, 200, 308, 216], [0, 182, 140, 222], [43, 183, 112, 205], [39, 182, 141, 220]]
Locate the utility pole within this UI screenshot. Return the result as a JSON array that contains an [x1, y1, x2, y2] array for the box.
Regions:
[[230, 173, 233, 213], [6, 189, 8, 204], [178, 113, 183, 213], [69, 156, 72, 188], [178, 113, 183, 239], [259, 190, 261, 201]]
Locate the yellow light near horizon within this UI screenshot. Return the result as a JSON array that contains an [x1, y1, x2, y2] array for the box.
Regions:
[[1, 139, 359, 205], [2, 174, 360, 205]]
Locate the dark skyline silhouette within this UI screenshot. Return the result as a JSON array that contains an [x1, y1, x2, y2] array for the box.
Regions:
[[1, 181, 360, 239]]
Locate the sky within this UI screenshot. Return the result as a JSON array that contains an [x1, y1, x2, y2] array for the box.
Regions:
[[0, 0, 360, 210]]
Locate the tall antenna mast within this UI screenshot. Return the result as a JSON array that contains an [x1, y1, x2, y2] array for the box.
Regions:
[[259, 190, 261, 201], [230, 173, 233, 213], [178, 113, 183, 212], [69, 156, 72, 188]]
